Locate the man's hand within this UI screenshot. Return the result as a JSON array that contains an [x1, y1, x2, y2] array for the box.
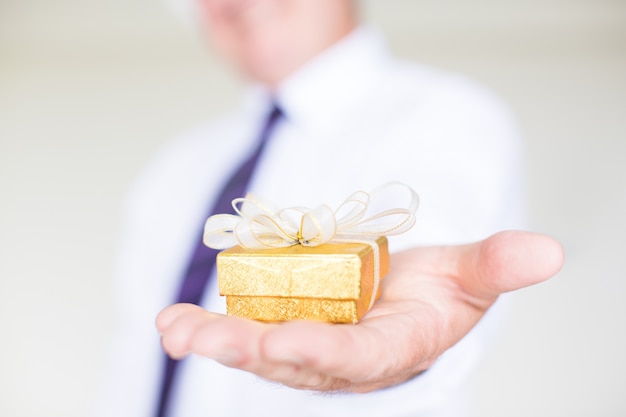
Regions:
[[156, 230, 564, 392]]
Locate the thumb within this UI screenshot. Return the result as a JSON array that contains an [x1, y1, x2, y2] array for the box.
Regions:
[[463, 230, 565, 297]]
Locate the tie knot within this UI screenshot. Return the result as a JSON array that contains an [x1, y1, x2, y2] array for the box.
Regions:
[[256, 103, 283, 148]]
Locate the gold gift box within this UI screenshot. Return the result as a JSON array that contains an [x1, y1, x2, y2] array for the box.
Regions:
[[216, 236, 389, 323]]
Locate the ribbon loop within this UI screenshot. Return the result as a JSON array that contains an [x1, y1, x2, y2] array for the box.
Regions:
[[203, 214, 241, 250], [334, 190, 369, 228], [300, 205, 336, 246]]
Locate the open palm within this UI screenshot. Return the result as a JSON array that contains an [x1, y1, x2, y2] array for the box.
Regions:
[[157, 230, 564, 392]]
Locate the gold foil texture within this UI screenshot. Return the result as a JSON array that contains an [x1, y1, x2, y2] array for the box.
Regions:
[[217, 237, 389, 323]]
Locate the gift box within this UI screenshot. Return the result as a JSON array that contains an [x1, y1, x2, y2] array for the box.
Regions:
[[217, 236, 389, 323], [204, 183, 419, 324]]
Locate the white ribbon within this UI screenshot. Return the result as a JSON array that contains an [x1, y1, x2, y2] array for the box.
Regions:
[[204, 182, 419, 249], [203, 182, 419, 312]]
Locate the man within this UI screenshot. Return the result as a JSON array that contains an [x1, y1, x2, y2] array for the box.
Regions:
[[100, 1, 564, 416]]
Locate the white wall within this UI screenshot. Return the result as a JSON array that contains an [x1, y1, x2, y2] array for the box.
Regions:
[[1, 1, 624, 416]]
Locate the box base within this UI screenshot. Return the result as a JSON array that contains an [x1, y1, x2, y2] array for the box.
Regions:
[[226, 295, 363, 324]]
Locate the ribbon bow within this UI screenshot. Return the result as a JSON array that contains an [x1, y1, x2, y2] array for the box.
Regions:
[[204, 182, 418, 313], [203, 182, 419, 250]]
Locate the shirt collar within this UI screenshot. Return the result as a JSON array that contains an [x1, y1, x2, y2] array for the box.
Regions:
[[270, 27, 391, 135]]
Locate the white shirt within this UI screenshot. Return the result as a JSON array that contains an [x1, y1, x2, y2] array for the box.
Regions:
[[99, 27, 525, 417]]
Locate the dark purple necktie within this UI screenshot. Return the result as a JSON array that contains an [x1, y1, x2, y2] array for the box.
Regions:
[[155, 104, 282, 417]]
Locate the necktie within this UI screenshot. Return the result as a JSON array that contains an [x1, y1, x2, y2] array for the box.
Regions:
[[155, 104, 283, 417]]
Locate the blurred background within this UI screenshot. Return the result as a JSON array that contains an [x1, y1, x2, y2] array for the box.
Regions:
[[1, 0, 624, 416]]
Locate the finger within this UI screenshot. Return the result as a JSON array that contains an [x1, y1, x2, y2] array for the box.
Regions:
[[159, 309, 349, 389], [260, 322, 362, 389], [258, 364, 344, 391], [466, 230, 565, 297], [260, 312, 438, 391], [185, 313, 270, 367], [156, 303, 209, 334], [188, 317, 346, 390], [156, 305, 331, 383], [157, 304, 223, 358]]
